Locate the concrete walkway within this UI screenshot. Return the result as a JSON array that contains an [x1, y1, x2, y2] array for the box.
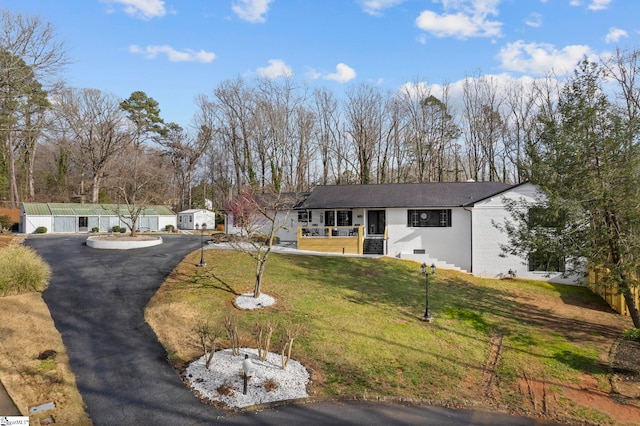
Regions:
[[21, 234, 564, 425]]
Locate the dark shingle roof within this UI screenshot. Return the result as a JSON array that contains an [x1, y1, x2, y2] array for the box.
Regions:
[[299, 182, 514, 209]]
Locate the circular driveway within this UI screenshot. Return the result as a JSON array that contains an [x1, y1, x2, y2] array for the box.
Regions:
[[26, 235, 564, 426]]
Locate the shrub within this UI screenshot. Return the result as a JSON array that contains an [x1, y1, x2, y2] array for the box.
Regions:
[[0, 245, 51, 296], [91, 227, 100, 233], [250, 234, 280, 245], [112, 226, 121, 233], [120, 227, 126, 233], [623, 328, 640, 342], [165, 225, 175, 232], [0, 215, 12, 231], [34, 226, 47, 234]]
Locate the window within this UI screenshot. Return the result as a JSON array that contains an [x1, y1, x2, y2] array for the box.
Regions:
[[407, 209, 451, 227], [298, 210, 310, 222], [324, 211, 335, 227], [528, 252, 565, 272], [337, 210, 352, 226], [528, 206, 565, 229]]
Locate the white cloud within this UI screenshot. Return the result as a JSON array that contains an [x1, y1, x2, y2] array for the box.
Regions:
[[305, 67, 322, 80], [257, 59, 293, 78], [324, 63, 357, 83], [359, 0, 406, 16], [605, 27, 628, 43], [101, 0, 166, 20], [128, 45, 216, 63], [588, 0, 612, 11], [497, 40, 592, 76], [416, 34, 428, 44], [569, 0, 612, 10], [524, 12, 542, 28], [232, 0, 273, 23], [415, 0, 502, 39]]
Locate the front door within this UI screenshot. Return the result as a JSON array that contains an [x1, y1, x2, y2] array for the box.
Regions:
[[78, 216, 88, 232], [367, 210, 385, 235]]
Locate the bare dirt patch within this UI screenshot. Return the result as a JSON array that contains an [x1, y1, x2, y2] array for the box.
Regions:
[[493, 284, 640, 425]]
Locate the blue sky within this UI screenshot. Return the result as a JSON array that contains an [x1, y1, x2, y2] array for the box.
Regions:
[[4, 0, 640, 128]]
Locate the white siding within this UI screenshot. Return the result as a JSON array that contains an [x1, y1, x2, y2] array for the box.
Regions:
[[471, 183, 583, 284], [159, 215, 177, 231], [225, 210, 296, 242], [22, 216, 52, 234], [386, 208, 472, 271]]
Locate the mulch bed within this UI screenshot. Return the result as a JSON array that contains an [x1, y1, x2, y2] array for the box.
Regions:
[[611, 338, 640, 400]]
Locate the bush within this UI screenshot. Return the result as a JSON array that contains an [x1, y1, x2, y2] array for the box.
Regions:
[[250, 234, 280, 245], [112, 226, 121, 233], [165, 225, 175, 232], [91, 227, 100, 233], [623, 328, 640, 342], [34, 226, 47, 234], [0, 245, 51, 296], [0, 215, 12, 231], [120, 227, 126, 233]]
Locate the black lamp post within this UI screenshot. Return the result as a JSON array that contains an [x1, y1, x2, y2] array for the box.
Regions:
[[420, 262, 436, 322], [198, 222, 207, 267]]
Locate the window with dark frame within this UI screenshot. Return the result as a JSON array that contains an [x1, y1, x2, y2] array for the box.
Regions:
[[407, 209, 452, 227], [527, 206, 566, 272], [298, 210, 310, 222], [337, 210, 352, 226], [528, 252, 566, 272]]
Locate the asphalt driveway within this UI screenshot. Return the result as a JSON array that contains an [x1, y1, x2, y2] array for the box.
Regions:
[[25, 234, 563, 426]]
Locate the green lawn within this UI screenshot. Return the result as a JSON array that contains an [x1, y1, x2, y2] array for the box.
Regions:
[[147, 249, 631, 422]]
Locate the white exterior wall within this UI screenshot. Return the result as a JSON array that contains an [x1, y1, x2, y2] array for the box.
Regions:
[[386, 208, 472, 271], [158, 215, 177, 231], [178, 210, 214, 230], [471, 183, 583, 284], [225, 210, 297, 242], [22, 215, 52, 234]]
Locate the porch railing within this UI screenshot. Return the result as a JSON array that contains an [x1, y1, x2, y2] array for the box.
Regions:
[[297, 225, 365, 254]]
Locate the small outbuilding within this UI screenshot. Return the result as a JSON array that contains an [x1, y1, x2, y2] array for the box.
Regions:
[[20, 203, 177, 234], [177, 209, 216, 231]]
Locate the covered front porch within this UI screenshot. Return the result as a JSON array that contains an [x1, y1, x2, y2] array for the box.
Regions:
[[297, 225, 366, 254]]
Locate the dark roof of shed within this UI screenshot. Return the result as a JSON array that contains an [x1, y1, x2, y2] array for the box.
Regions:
[[298, 182, 514, 209]]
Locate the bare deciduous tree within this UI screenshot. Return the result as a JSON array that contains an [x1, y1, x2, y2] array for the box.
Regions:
[[52, 88, 130, 203]]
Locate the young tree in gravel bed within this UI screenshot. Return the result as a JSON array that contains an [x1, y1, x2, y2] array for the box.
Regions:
[[194, 319, 223, 369], [226, 190, 300, 298]]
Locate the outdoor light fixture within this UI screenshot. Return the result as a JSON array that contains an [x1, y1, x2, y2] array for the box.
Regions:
[[420, 262, 436, 322], [198, 222, 207, 267], [242, 354, 254, 395]]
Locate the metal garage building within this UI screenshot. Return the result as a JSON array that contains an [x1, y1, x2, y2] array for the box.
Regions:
[[20, 203, 177, 234]]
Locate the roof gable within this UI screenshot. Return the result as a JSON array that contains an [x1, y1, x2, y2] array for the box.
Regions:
[[299, 182, 514, 209]]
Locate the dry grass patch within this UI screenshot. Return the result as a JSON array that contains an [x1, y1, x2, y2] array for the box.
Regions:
[[0, 292, 91, 425]]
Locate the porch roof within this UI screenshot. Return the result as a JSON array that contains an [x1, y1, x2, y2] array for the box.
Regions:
[[299, 182, 514, 209]]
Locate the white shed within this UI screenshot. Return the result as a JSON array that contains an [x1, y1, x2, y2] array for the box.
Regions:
[[20, 203, 177, 234], [177, 209, 216, 231]]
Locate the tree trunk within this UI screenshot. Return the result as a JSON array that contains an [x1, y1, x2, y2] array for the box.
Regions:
[[8, 134, 19, 208], [622, 285, 640, 328], [92, 173, 101, 203], [253, 258, 266, 298]]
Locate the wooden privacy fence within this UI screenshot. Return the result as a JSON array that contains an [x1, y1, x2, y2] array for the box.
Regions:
[[587, 268, 640, 316]]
